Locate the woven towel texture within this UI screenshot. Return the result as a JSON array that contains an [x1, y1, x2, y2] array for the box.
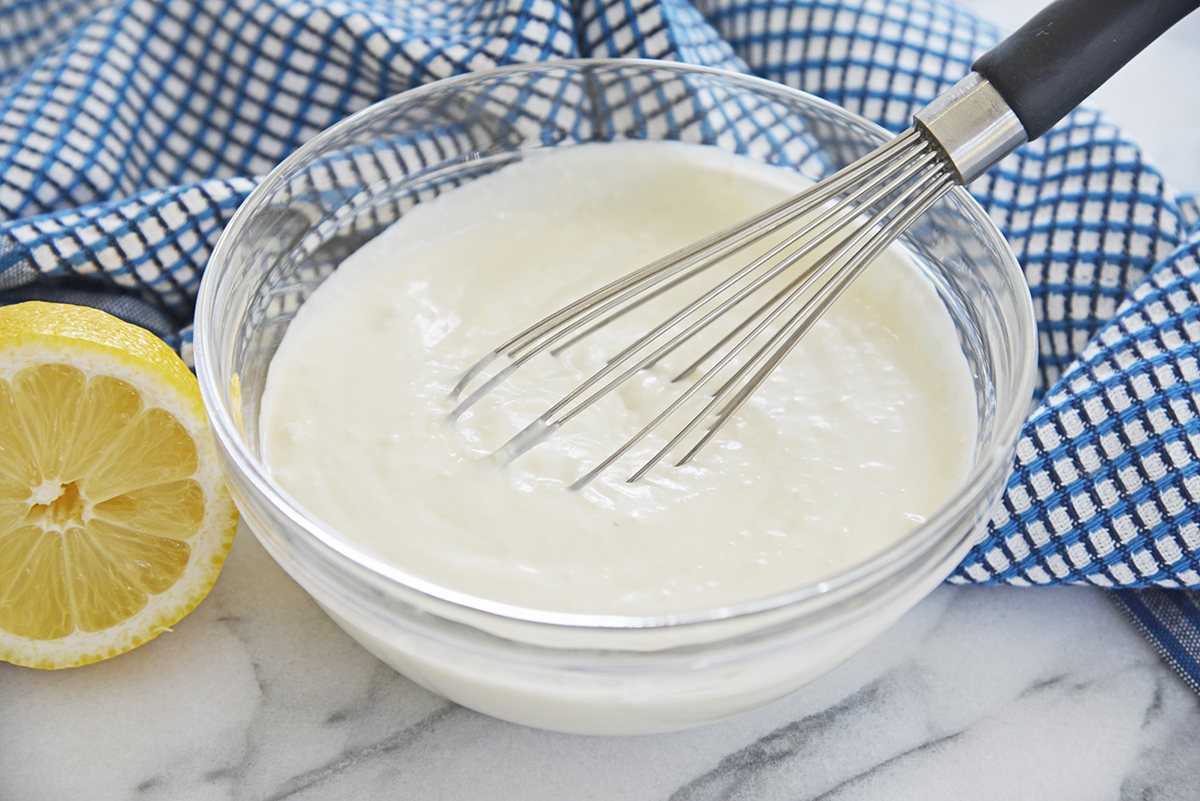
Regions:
[[2, 0, 1200, 596]]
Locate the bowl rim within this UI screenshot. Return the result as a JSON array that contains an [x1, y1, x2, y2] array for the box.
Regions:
[[195, 57, 1038, 632]]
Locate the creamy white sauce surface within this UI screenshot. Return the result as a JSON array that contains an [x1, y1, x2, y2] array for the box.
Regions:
[[260, 141, 977, 616]]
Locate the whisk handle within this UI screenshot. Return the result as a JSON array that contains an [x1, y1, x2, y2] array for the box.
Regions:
[[972, 0, 1199, 141]]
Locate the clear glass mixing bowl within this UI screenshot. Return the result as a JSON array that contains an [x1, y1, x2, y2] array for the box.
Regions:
[[195, 59, 1037, 735]]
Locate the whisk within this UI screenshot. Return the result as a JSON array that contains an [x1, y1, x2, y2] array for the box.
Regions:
[[451, 0, 1198, 487]]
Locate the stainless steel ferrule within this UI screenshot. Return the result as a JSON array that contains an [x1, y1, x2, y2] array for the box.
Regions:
[[913, 73, 1028, 185]]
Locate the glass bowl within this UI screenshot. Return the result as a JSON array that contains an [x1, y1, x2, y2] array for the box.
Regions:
[[195, 59, 1037, 735]]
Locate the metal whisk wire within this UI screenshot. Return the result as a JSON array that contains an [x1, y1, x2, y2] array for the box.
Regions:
[[449, 129, 957, 486], [448, 0, 1199, 485]]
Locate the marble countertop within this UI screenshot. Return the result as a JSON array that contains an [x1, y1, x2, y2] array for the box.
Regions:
[[5, 543, 1199, 799], [4, 2, 1200, 799]]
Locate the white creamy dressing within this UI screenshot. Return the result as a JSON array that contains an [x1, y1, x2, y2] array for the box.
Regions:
[[260, 140, 977, 616]]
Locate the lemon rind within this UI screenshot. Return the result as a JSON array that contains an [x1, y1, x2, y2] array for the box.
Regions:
[[0, 303, 238, 670]]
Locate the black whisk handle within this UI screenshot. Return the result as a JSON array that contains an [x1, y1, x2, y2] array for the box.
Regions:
[[972, 0, 1199, 141]]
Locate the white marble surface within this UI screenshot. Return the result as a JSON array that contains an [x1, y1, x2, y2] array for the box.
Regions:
[[4, 2, 1200, 799], [4, 531, 1200, 800]]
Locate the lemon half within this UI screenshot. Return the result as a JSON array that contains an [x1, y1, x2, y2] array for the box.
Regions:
[[0, 302, 238, 669]]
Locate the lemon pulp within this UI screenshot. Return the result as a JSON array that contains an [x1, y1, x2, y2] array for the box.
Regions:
[[0, 302, 237, 669]]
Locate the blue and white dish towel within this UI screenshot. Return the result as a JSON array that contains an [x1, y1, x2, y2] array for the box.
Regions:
[[3, 0, 1199, 691]]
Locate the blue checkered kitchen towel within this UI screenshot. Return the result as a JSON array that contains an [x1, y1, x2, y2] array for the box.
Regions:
[[4, 0, 1200, 690]]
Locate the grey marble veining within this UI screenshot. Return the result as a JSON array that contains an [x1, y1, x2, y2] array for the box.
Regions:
[[3, 526, 1200, 800], [3, 1, 1200, 797]]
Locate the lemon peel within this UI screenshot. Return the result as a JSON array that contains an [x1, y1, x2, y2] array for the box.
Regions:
[[0, 302, 238, 669]]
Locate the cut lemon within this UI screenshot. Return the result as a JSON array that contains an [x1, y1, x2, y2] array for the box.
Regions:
[[0, 302, 238, 669]]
